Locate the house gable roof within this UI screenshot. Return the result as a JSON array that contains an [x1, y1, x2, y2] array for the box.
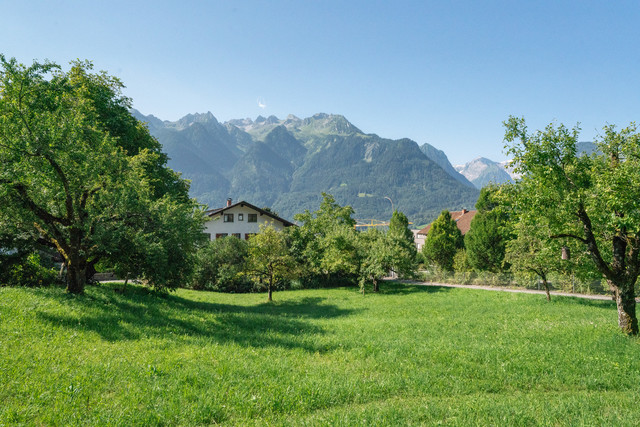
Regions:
[[205, 201, 295, 227], [417, 209, 477, 236]]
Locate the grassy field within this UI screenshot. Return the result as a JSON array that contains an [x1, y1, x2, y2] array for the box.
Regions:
[[1, 282, 639, 426]]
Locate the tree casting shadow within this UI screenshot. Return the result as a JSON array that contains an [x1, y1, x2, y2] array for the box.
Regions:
[[37, 285, 360, 353]]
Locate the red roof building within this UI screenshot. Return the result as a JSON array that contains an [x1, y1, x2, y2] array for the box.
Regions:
[[417, 209, 477, 237]]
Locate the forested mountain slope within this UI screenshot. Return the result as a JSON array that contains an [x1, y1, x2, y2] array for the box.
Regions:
[[133, 110, 479, 224]]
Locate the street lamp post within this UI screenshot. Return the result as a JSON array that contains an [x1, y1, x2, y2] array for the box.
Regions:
[[384, 196, 394, 214]]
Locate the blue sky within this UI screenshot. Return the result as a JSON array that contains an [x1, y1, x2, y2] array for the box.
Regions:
[[3, 1, 639, 164]]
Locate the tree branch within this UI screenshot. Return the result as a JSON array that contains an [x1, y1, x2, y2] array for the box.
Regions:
[[576, 204, 615, 281], [550, 233, 588, 244], [42, 152, 74, 222], [2, 180, 70, 226]]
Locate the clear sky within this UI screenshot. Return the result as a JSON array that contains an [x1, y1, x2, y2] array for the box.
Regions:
[[3, 1, 639, 165]]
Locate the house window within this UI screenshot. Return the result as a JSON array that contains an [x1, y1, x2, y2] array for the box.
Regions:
[[232, 233, 241, 239], [203, 233, 212, 240], [223, 213, 234, 222], [238, 214, 244, 221], [215, 233, 228, 239], [245, 233, 256, 240], [248, 214, 257, 223]]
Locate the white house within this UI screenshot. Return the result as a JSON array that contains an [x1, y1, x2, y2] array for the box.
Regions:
[[204, 199, 295, 240], [412, 229, 425, 251]]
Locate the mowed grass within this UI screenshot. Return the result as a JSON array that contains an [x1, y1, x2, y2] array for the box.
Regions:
[[1, 282, 639, 426]]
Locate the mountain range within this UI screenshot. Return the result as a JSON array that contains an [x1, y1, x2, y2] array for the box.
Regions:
[[132, 110, 515, 224]]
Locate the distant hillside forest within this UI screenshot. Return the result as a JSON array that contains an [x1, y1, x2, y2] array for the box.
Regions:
[[133, 110, 480, 225]]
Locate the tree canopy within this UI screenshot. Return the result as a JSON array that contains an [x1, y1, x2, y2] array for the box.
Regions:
[[0, 56, 204, 293], [422, 210, 464, 272], [504, 116, 640, 334], [465, 186, 511, 273]]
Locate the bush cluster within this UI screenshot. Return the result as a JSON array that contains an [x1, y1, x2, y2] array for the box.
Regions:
[[0, 252, 59, 287]]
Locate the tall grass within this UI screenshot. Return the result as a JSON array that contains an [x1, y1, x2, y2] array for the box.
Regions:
[[1, 282, 638, 425]]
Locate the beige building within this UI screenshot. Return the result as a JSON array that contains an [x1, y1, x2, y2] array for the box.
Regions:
[[204, 199, 295, 240]]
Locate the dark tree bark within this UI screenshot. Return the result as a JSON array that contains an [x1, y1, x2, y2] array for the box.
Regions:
[[372, 277, 379, 293], [541, 273, 551, 302]]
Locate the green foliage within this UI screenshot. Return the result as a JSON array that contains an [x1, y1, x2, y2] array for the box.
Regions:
[[0, 56, 204, 293], [474, 183, 501, 213], [246, 224, 296, 301], [0, 253, 58, 287], [504, 116, 640, 334], [422, 210, 464, 271], [290, 193, 359, 285], [356, 228, 392, 293], [453, 248, 471, 273], [465, 209, 510, 272], [190, 237, 252, 293], [387, 210, 418, 277], [2, 284, 640, 425]]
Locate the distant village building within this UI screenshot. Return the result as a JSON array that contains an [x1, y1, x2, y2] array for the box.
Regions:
[[412, 229, 426, 251], [415, 209, 477, 248], [204, 199, 295, 240]]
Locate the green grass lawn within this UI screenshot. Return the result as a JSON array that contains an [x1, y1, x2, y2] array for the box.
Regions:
[[1, 282, 639, 426]]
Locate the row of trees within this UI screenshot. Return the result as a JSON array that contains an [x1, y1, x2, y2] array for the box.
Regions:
[[3, 56, 638, 336], [421, 118, 640, 336], [191, 193, 418, 299]]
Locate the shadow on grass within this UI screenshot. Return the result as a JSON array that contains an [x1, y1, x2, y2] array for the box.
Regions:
[[553, 294, 617, 310], [377, 280, 453, 296], [37, 284, 359, 352]]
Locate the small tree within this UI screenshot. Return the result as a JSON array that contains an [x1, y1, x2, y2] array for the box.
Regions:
[[246, 224, 295, 301], [387, 210, 418, 277], [466, 210, 508, 272], [505, 219, 563, 301], [357, 228, 392, 293], [422, 210, 464, 272], [466, 185, 512, 273]]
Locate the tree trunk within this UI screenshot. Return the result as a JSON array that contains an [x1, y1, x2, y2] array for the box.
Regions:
[[267, 276, 273, 302], [66, 240, 87, 294], [541, 275, 551, 302], [85, 261, 97, 283], [609, 280, 638, 335], [66, 262, 86, 294], [372, 277, 379, 293]]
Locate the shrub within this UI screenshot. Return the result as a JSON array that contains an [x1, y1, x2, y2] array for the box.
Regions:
[[190, 238, 253, 293], [0, 252, 59, 287]]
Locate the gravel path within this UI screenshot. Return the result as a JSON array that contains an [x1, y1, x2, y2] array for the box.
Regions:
[[397, 279, 614, 301]]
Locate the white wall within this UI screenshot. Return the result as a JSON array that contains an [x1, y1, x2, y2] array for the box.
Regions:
[[412, 229, 425, 251], [204, 205, 289, 240]]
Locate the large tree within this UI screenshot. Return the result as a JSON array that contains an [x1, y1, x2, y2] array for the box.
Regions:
[[504, 117, 640, 335], [0, 56, 204, 293]]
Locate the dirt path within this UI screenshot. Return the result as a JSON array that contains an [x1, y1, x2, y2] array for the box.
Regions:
[[395, 279, 614, 301]]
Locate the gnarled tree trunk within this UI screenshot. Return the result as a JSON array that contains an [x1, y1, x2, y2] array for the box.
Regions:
[[541, 274, 551, 302], [609, 280, 638, 335]]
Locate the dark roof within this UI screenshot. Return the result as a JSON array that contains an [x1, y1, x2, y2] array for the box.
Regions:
[[205, 201, 295, 227], [417, 209, 477, 236]]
